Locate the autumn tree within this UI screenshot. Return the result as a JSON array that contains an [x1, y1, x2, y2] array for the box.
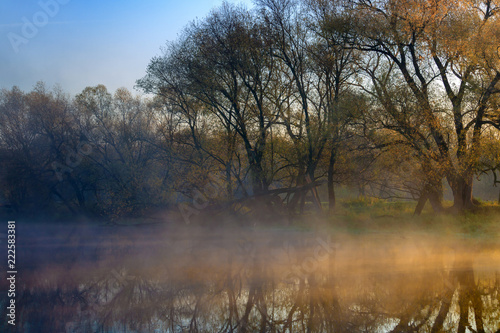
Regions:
[[139, 3, 281, 198], [306, 0, 360, 211], [347, 0, 500, 211]]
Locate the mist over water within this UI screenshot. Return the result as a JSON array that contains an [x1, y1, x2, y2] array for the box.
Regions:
[[2, 220, 500, 333]]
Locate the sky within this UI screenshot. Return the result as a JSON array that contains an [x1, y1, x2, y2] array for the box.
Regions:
[[0, 0, 254, 96]]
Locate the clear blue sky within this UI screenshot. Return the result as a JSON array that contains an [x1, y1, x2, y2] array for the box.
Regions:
[[0, 0, 253, 96]]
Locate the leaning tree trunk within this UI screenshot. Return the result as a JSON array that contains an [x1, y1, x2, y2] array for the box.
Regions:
[[414, 181, 443, 215]]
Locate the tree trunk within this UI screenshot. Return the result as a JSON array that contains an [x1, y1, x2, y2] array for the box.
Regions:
[[327, 148, 336, 214], [288, 167, 305, 215], [225, 162, 233, 201], [414, 182, 443, 215], [451, 174, 474, 211], [413, 194, 428, 216], [305, 174, 322, 213], [429, 183, 444, 212]]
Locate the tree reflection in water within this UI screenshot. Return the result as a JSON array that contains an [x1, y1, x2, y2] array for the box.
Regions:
[[2, 225, 500, 333]]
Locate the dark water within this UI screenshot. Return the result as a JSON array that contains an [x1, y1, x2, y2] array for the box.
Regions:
[[2, 223, 500, 332]]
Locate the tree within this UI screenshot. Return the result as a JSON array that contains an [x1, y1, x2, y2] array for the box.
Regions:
[[139, 3, 280, 197], [0, 83, 86, 215], [306, 0, 360, 212], [348, 0, 500, 211], [257, 0, 326, 212], [74, 85, 163, 218]]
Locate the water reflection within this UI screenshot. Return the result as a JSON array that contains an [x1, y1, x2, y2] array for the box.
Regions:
[[3, 225, 500, 332]]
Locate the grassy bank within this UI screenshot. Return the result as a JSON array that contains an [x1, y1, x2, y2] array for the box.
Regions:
[[316, 197, 500, 242]]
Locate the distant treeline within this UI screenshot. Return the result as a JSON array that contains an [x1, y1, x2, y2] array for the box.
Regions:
[[2, 0, 500, 219]]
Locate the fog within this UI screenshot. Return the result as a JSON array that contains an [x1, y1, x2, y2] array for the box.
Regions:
[[2, 219, 499, 333]]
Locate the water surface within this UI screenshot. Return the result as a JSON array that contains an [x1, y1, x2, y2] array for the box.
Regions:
[[3, 223, 500, 332]]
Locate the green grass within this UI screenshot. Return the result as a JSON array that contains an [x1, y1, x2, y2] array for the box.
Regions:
[[316, 197, 500, 241], [339, 196, 416, 216]]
